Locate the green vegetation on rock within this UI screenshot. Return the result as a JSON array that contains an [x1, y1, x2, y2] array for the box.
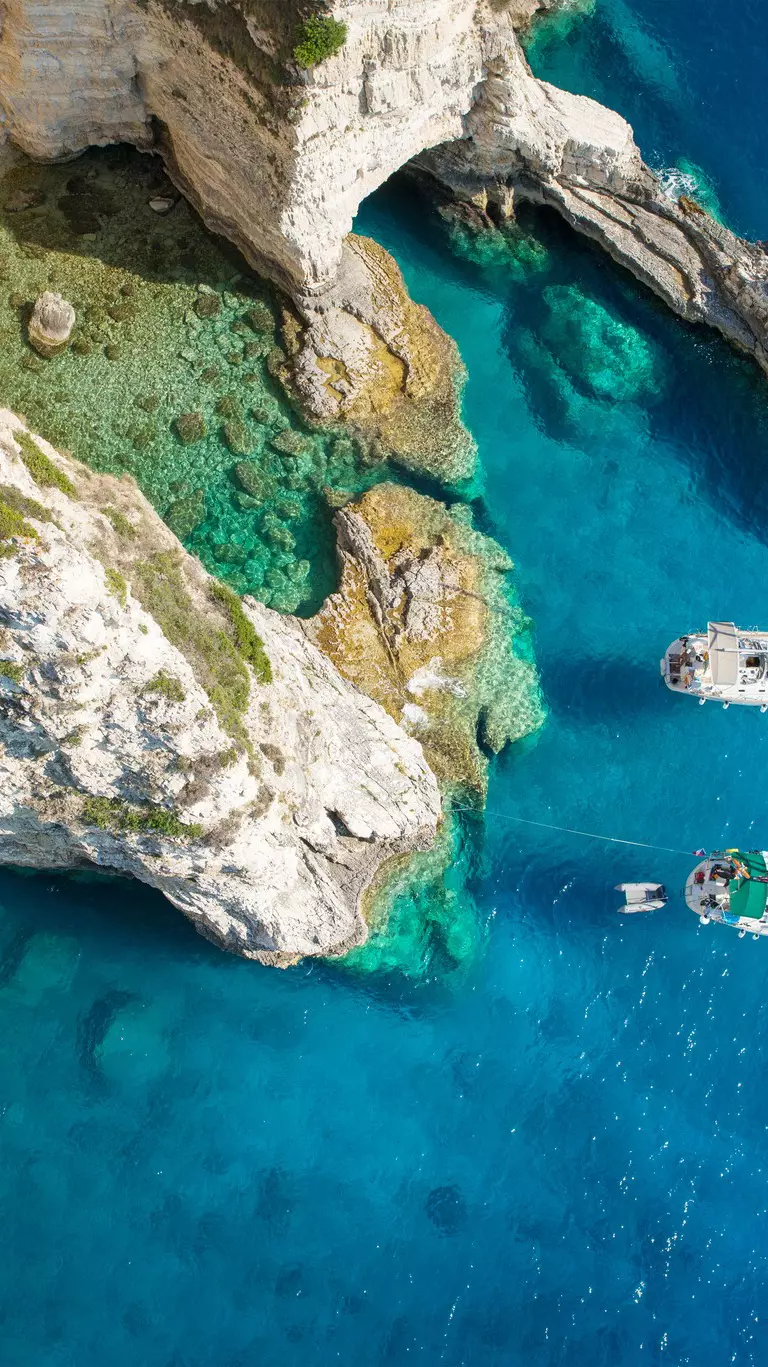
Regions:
[[209, 580, 272, 683], [14, 428, 77, 497], [143, 670, 186, 703], [104, 566, 128, 607], [0, 486, 45, 554], [133, 552, 253, 745], [81, 795, 202, 840], [103, 505, 137, 539], [293, 14, 347, 68], [0, 659, 25, 684]]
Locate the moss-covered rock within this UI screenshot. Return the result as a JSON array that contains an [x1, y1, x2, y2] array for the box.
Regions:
[[246, 302, 274, 334], [232, 461, 274, 501], [213, 541, 248, 567], [310, 484, 544, 792], [194, 292, 221, 319], [222, 419, 253, 456], [272, 428, 311, 458], [165, 489, 206, 540], [175, 411, 207, 445]]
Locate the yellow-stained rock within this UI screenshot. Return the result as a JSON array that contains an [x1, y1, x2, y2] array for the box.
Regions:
[[308, 483, 544, 792], [283, 236, 476, 483]]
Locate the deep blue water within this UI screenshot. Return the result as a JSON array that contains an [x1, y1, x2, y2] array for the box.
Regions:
[[3, 5, 768, 1364]]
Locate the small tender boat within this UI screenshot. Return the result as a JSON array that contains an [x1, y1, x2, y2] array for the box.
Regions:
[[685, 850, 768, 937], [616, 882, 667, 913], [661, 621, 768, 708]]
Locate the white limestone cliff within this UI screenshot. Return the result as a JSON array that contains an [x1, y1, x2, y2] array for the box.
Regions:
[[1, 0, 766, 383], [0, 412, 441, 963]]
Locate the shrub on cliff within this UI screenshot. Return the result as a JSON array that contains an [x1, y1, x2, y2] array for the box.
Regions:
[[293, 15, 347, 68]]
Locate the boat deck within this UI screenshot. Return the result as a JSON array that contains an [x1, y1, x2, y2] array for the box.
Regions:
[[662, 631, 768, 705], [685, 854, 768, 935]]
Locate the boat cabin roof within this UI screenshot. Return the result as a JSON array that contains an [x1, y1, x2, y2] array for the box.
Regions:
[[708, 621, 740, 687]]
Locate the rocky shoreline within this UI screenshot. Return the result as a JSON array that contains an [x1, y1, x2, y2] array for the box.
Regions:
[[0, 411, 541, 960], [0, 0, 764, 961]]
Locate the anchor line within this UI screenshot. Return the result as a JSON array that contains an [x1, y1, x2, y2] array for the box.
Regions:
[[451, 807, 695, 858]]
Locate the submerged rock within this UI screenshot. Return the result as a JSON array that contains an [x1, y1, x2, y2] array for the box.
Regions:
[[0, 413, 441, 964], [540, 285, 657, 402], [174, 412, 207, 445], [28, 291, 75, 357], [165, 489, 205, 540], [223, 419, 253, 456]]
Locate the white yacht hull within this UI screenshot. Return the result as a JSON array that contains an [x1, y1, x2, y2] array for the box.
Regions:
[[661, 623, 768, 708]]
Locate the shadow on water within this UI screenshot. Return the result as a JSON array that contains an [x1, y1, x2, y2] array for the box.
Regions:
[[0, 866, 212, 963], [77, 988, 139, 1078], [1, 144, 261, 298], [497, 206, 768, 547], [540, 649, 667, 725]]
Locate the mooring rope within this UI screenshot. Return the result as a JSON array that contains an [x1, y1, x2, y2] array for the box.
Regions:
[[452, 807, 696, 858]]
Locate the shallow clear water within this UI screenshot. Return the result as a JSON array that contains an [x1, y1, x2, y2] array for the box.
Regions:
[[3, 5, 768, 1364], [0, 148, 394, 616]]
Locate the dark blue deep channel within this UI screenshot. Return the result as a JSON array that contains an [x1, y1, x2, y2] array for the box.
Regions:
[[3, 2, 768, 1363]]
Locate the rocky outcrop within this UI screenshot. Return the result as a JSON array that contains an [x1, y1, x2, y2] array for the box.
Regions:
[[309, 483, 544, 791], [27, 291, 76, 357], [282, 235, 476, 481], [0, 411, 441, 963], [417, 31, 768, 376]]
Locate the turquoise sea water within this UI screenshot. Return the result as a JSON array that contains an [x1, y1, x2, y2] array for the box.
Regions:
[[3, 3, 768, 1363]]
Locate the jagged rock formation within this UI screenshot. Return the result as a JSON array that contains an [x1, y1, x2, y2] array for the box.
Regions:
[[0, 412, 441, 963], [282, 235, 476, 481], [417, 31, 768, 376], [309, 483, 544, 791]]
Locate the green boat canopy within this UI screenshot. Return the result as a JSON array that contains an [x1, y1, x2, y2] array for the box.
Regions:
[[727, 852, 768, 920]]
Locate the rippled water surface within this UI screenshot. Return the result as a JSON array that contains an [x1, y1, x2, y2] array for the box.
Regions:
[[3, 3, 768, 1363]]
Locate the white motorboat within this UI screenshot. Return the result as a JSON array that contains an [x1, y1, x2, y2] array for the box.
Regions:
[[616, 882, 667, 913], [661, 621, 768, 708], [685, 850, 768, 937]]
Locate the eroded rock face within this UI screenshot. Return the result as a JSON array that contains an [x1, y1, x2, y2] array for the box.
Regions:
[[283, 235, 476, 481], [0, 412, 441, 963], [418, 32, 768, 375], [308, 483, 544, 791], [1, 0, 766, 382]]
